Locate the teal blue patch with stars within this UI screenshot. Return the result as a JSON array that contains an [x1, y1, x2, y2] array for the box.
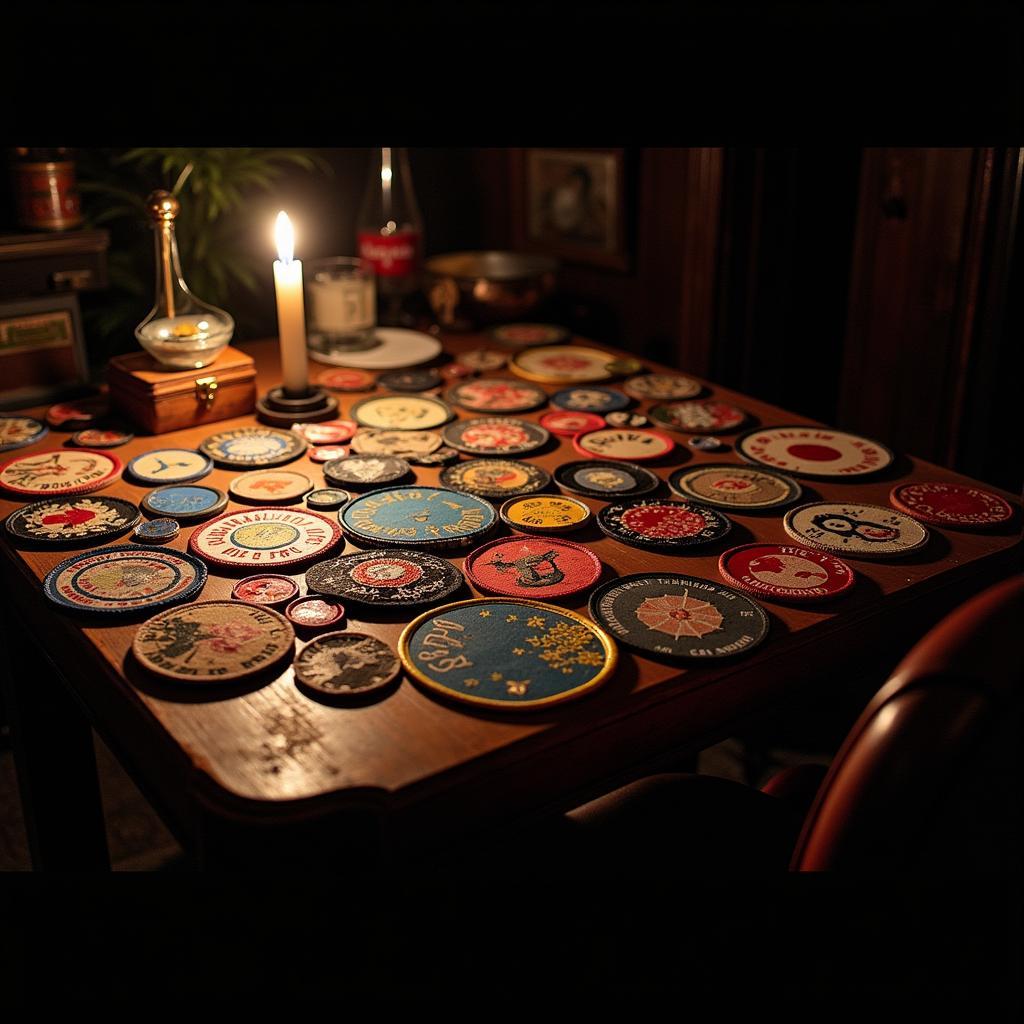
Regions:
[[399, 598, 615, 709]]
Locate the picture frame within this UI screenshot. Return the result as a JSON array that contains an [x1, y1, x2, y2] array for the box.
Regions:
[[0, 292, 89, 410], [510, 148, 630, 271]]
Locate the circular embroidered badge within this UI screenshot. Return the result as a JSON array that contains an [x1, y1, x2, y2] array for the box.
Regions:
[[127, 448, 213, 484], [650, 400, 748, 433], [668, 463, 802, 511], [198, 427, 306, 468], [783, 502, 929, 559], [509, 345, 615, 384], [349, 429, 442, 458], [622, 374, 703, 401], [231, 574, 300, 607], [464, 536, 602, 599], [43, 545, 207, 614], [0, 448, 122, 497], [736, 425, 895, 478], [718, 543, 856, 603], [539, 411, 608, 436], [141, 485, 228, 521], [488, 323, 569, 348], [133, 601, 295, 683], [440, 459, 550, 499], [588, 573, 769, 661], [305, 548, 464, 608], [442, 417, 550, 456], [499, 495, 594, 534], [323, 454, 411, 488], [228, 470, 314, 505], [550, 387, 631, 413], [573, 428, 675, 462], [189, 507, 342, 569], [597, 498, 732, 551], [553, 459, 660, 498], [888, 482, 1015, 530], [445, 378, 548, 413], [349, 395, 454, 430], [0, 416, 49, 452], [399, 598, 616, 709], [6, 496, 140, 545], [293, 632, 401, 700], [317, 368, 376, 392]]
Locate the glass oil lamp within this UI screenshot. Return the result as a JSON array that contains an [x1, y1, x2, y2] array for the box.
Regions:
[[135, 190, 234, 369]]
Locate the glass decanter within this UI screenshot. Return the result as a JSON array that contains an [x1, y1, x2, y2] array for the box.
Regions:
[[135, 189, 234, 369]]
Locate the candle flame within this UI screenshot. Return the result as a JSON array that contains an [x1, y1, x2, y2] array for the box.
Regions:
[[275, 210, 295, 264]]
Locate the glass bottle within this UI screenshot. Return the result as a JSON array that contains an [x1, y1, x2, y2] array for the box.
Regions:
[[10, 146, 83, 231], [356, 147, 424, 326], [134, 190, 234, 369]]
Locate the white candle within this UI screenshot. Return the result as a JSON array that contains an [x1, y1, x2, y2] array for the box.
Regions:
[[273, 211, 308, 396]]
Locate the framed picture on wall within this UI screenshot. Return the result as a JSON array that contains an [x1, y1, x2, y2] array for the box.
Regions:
[[510, 148, 630, 271]]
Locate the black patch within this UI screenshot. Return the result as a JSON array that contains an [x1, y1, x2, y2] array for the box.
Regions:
[[596, 498, 732, 551], [305, 549, 464, 608], [552, 459, 659, 499]]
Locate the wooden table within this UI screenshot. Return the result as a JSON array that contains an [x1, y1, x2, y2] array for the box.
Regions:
[[1, 335, 1020, 870]]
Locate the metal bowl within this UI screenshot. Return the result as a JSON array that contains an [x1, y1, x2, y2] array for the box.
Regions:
[[424, 250, 559, 330]]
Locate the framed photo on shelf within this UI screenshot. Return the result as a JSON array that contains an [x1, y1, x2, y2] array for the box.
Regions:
[[510, 148, 630, 271]]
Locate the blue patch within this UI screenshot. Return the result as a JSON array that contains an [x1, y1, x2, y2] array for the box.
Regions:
[[551, 387, 630, 413], [145, 485, 223, 515], [400, 599, 614, 708]]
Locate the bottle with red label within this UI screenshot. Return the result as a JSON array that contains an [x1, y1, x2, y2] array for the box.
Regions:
[[356, 147, 424, 327], [9, 147, 84, 231]]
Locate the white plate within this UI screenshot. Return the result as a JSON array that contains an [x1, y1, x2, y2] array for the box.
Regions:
[[308, 328, 442, 369]]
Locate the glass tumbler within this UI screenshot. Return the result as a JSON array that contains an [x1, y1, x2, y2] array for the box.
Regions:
[[305, 257, 378, 355]]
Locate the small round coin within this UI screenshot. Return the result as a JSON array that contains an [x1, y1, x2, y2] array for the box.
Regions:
[[133, 601, 295, 683], [133, 518, 180, 543], [293, 631, 401, 700], [597, 498, 732, 551], [441, 417, 550, 457], [141, 484, 228, 521], [888, 482, 1015, 530], [718, 543, 856, 603], [305, 549, 464, 608], [588, 573, 769, 661], [668, 463, 802, 512], [323, 454, 411, 489], [464, 535, 602, 599], [440, 459, 550, 499], [228, 470, 314, 505], [622, 374, 703, 401], [553, 459, 660, 499], [231, 574, 300, 607], [783, 502, 930, 559], [499, 494, 594, 534], [285, 596, 345, 630]]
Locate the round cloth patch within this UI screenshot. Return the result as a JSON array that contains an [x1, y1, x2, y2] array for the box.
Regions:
[[553, 459, 660, 498], [228, 471, 314, 505], [736, 425, 894, 478], [551, 387, 631, 413], [306, 488, 350, 511], [455, 349, 507, 373], [718, 543, 856, 603], [339, 485, 497, 550], [889, 482, 1015, 530], [445, 378, 548, 413], [540, 411, 607, 436], [293, 632, 401, 699], [317, 368, 376, 392], [308, 445, 349, 464], [783, 502, 930, 559], [71, 428, 134, 448], [46, 397, 107, 430], [44, 545, 207, 614], [134, 519, 180, 542], [597, 498, 732, 551], [306, 549, 464, 608], [349, 429, 442, 458], [442, 417, 550, 456], [622, 374, 703, 401], [133, 601, 294, 683], [378, 368, 442, 392], [589, 573, 769, 661], [6, 496, 140, 545], [510, 345, 616, 384], [198, 427, 306, 468], [573, 428, 675, 462], [440, 459, 550, 499], [323, 454, 411, 488], [489, 323, 569, 348], [399, 598, 616, 709], [141, 484, 227, 521], [0, 448, 121, 497], [231, 574, 299, 607], [127, 448, 213, 484], [189, 507, 342, 569], [668, 463, 802, 511], [285, 596, 345, 629], [0, 416, 49, 452], [650, 400, 748, 433], [292, 420, 358, 445], [350, 395, 453, 430], [499, 494, 593, 534], [465, 536, 602, 599]]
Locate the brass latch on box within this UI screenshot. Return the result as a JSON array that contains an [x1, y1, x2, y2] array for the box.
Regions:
[[195, 376, 218, 408]]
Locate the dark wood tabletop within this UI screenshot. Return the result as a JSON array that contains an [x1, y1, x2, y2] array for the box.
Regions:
[[1, 333, 1020, 869]]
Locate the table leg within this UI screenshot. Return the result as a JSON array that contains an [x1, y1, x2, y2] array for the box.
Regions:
[[0, 605, 110, 872]]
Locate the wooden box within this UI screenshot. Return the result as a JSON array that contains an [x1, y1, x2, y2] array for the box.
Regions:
[[107, 346, 257, 435]]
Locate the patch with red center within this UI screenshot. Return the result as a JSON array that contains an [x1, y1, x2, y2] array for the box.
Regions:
[[736, 425, 894, 478]]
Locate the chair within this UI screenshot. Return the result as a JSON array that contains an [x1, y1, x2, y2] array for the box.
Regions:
[[541, 574, 1024, 874]]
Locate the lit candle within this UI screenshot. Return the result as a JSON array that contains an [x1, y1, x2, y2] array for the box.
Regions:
[[273, 211, 308, 396]]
